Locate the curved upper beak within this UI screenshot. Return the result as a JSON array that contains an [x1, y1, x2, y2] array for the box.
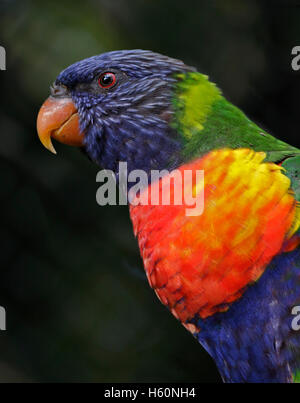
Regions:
[[37, 97, 84, 154]]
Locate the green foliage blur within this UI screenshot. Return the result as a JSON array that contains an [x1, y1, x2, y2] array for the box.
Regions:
[[0, 0, 299, 382]]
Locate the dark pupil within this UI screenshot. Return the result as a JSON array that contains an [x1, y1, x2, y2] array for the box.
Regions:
[[101, 74, 113, 86]]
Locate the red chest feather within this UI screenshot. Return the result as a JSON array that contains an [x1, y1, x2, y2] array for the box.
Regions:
[[130, 149, 299, 323]]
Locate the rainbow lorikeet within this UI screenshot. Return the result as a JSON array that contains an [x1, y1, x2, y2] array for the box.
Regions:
[[37, 50, 300, 383]]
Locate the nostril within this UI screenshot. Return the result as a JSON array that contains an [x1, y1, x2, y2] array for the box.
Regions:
[[50, 83, 69, 98]]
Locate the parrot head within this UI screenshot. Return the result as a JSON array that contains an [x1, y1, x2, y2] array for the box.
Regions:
[[37, 50, 195, 174]]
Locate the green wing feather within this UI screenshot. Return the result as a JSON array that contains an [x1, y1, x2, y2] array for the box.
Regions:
[[173, 72, 300, 166], [282, 156, 300, 202]]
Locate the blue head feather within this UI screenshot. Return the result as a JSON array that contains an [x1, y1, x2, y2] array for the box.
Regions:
[[55, 50, 195, 175]]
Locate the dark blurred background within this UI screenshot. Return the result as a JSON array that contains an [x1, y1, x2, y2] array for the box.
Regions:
[[0, 0, 299, 383]]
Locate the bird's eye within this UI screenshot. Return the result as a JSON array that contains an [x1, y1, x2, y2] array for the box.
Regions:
[[98, 72, 116, 89]]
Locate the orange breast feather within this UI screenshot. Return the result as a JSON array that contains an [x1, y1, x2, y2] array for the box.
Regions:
[[130, 149, 300, 323]]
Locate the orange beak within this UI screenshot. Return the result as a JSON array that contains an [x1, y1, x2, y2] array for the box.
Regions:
[[37, 97, 84, 154]]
